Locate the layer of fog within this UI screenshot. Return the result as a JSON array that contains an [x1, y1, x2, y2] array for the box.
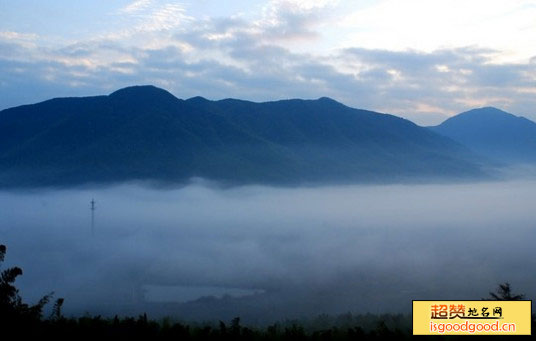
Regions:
[[1, 180, 535, 322]]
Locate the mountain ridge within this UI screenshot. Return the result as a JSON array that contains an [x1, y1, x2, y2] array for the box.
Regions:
[[0, 85, 487, 188]]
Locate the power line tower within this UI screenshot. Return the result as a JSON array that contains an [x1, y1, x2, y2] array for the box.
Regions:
[[90, 199, 96, 236]]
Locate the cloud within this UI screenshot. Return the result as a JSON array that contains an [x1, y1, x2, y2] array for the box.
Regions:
[[338, 47, 536, 123], [255, 0, 336, 43], [139, 3, 190, 32], [116, 0, 192, 35], [121, 0, 154, 14], [0, 31, 38, 42], [338, 0, 536, 63], [0, 2, 535, 125], [2, 180, 536, 319]]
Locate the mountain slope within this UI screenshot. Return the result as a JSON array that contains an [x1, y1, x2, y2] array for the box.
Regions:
[[429, 107, 536, 163], [0, 85, 485, 187]]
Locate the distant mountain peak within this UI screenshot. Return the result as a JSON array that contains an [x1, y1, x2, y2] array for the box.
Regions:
[[317, 96, 342, 104], [436, 106, 536, 129], [456, 107, 515, 118], [474, 106, 505, 111], [187, 96, 209, 102], [430, 106, 536, 163], [109, 85, 178, 101]]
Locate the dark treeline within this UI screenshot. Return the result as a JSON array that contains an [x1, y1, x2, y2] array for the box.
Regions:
[[6, 313, 414, 340], [1, 243, 533, 339]]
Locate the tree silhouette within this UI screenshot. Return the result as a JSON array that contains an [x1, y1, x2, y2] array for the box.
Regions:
[[50, 297, 65, 320], [0, 244, 57, 323], [488, 282, 525, 300]]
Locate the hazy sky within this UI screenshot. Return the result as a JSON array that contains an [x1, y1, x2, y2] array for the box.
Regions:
[[1, 0, 535, 124]]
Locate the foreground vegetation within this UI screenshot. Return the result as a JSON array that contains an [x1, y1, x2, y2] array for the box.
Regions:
[[1, 244, 532, 339]]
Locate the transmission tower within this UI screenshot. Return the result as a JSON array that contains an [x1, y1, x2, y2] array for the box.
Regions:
[[90, 199, 95, 236]]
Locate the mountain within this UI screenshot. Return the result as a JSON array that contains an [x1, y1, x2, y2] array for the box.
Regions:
[[0, 85, 485, 187], [429, 107, 536, 164]]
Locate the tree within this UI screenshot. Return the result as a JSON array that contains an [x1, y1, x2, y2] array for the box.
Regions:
[[0, 244, 56, 323], [488, 282, 525, 300]]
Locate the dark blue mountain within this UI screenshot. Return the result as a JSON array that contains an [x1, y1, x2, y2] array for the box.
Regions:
[[0, 85, 485, 187], [429, 107, 536, 163]]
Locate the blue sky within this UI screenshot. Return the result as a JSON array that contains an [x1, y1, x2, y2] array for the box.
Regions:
[[1, 0, 535, 124]]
